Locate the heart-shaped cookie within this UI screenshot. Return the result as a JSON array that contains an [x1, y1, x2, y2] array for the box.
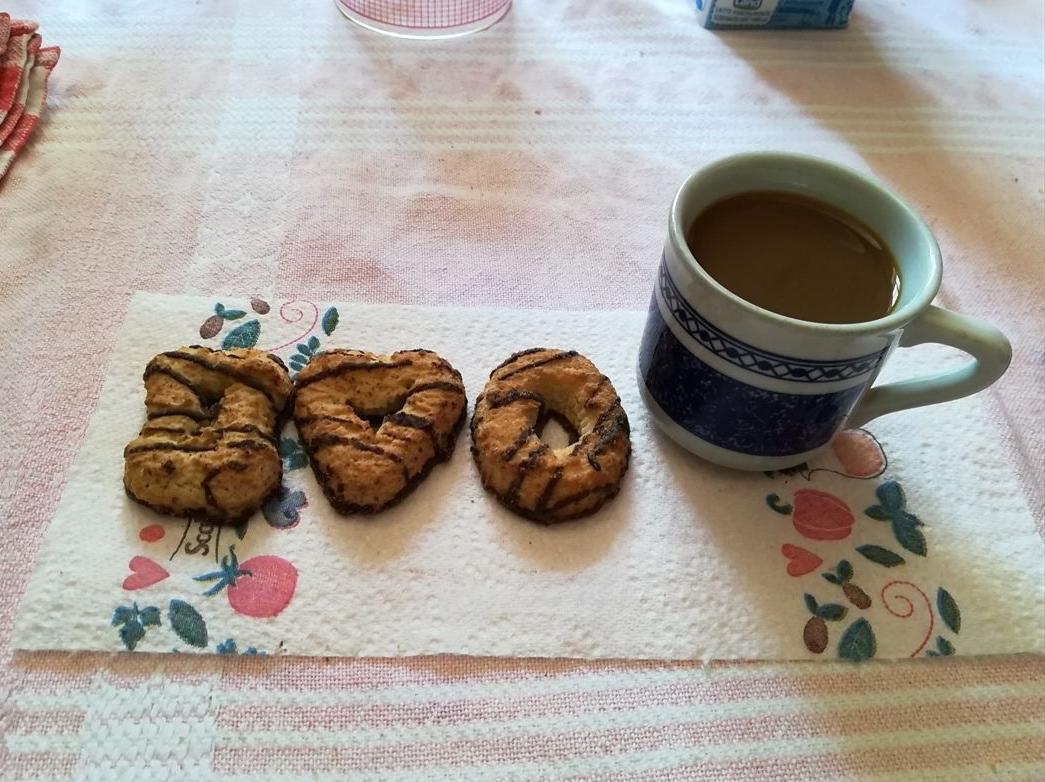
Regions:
[[293, 349, 467, 514], [123, 346, 293, 523], [782, 544, 823, 577], [122, 556, 169, 590]]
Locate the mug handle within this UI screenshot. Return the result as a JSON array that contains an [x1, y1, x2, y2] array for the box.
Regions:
[[847, 305, 1012, 428]]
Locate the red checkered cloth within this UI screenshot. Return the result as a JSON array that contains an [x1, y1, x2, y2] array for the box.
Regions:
[[9, 17, 37, 35], [0, 15, 57, 181], [0, 33, 33, 117], [0, 16, 40, 110], [0, 35, 38, 137]]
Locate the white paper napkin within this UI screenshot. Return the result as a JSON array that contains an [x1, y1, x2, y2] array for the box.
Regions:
[[13, 293, 1044, 661]]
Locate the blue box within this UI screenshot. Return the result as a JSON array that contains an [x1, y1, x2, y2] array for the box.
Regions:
[[695, 0, 853, 29]]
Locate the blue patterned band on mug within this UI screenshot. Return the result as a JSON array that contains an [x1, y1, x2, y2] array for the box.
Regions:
[[638, 262, 889, 458], [656, 263, 886, 383]]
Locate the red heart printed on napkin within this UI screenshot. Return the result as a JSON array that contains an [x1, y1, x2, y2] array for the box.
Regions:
[[122, 556, 169, 590], [781, 544, 823, 577]]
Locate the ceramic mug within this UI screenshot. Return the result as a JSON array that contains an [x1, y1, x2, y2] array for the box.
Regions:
[[637, 152, 1012, 471]]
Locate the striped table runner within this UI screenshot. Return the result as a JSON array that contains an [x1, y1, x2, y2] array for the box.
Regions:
[[1, 0, 1042, 778]]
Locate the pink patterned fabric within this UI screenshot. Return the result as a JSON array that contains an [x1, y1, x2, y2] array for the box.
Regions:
[[338, 0, 511, 30], [0, 0, 1042, 778]]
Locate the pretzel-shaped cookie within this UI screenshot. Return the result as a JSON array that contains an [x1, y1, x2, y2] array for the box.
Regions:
[[123, 346, 293, 523]]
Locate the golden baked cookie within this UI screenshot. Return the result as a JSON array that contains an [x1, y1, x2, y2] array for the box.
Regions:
[[471, 348, 630, 523], [124, 346, 293, 523], [293, 349, 467, 514]]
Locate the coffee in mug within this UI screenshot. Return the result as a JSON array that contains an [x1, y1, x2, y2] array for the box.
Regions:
[[685, 190, 900, 324]]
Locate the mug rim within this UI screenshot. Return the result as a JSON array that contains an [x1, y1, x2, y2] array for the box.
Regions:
[[669, 151, 943, 335]]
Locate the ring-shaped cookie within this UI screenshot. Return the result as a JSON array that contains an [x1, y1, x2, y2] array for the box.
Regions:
[[470, 348, 630, 523]]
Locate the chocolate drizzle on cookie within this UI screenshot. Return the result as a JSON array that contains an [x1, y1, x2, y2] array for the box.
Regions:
[[497, 350, 579, 381], [293, 359, 415, 391], [123, 346, 293, 524], [471, 348, 631, 523], [292, 349, 467, 515]]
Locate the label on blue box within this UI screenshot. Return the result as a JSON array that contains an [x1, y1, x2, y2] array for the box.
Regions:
[[695, 0, 853, 29]]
